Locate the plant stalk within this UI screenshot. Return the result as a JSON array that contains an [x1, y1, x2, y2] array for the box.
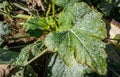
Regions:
[[46, 4, 51, 17], [4, 34, 31, 41], [12, 14, 33, 20], [52, 0, 55, 17], [24, 49, 48, 66]]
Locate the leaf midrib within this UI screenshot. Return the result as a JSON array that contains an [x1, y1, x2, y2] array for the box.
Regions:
[[70, 29, 100, 66]]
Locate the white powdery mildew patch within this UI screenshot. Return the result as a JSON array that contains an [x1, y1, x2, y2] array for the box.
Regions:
[[0, 25, 5, 45], [63, 60, 88, 77], [48, 54, 90, 77], [0, 26, 4, 36], [0, 23, 10, 36], [0, 23, 10, 45]]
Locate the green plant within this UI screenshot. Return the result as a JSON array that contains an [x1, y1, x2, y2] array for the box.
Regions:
[[1, 0, 119, 77]]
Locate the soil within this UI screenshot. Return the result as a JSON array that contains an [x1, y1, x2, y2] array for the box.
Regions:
[[1, 11, 36, 51]]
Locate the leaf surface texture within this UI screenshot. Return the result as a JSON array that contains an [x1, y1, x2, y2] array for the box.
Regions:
[[45, 2, 107, 75]]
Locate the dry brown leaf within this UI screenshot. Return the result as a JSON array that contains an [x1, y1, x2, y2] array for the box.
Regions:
[[109, 19, 120, 39], [35, 0, 45, 11], [0, 64, 15, 77], [26, 0, 45, 11]]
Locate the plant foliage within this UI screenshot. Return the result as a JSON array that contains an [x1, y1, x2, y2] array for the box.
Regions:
[[45, 2, 107, 75], [2, 0, 120, 77], [47, 54, 92, 77]]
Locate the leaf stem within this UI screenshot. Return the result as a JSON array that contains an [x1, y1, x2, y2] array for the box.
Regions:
[[12, 14, 33, 20], [52, 0, 55, 17], [24, 49, 48, 66], [4, 34, 32, 41], [46, 4, 51, 17]]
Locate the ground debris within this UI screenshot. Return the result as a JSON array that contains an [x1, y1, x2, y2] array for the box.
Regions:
[[0, 64, 15, 77], [110, 19, 120, 39]]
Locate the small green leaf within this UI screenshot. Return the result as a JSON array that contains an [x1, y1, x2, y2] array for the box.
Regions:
[[45, 2, 107, 75], [23, 17, 56, 37], [27, 29, 43, 38], [38, 17, 50, 30], [23, 18, 41, 31], [38, 16, 56, 30], [47, 54, 92, 77], [23, 18, 43, 37]]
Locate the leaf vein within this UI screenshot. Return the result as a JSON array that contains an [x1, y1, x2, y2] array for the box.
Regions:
[[70, 29, 99, 66]]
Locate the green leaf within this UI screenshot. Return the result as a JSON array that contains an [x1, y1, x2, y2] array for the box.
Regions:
[[23, 18, 41, 31], [0, 22, 11, 45], [0, 48, 19, 64], [27, 29, 43, 38], [12, 42, 42, 77], [57, 9, 75, 31], [54, 0, 80, 7], [14, 42, 43, 65], [47, 54, 92, 77], [45, 2, 107, 75], [23, 17, 56, 37], [23, 18, 43, 37], [38, 16, 56, 30]]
